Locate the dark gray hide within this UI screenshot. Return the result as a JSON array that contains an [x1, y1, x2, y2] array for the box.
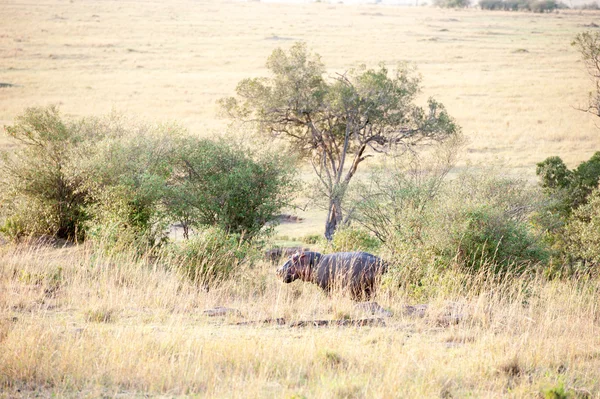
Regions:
[[276, 251, 387, 300]]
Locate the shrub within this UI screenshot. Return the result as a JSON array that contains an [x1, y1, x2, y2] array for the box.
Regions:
[[353, 134, 464, 247], [447, 205, 547, 274], [81, 122, 179, 251], [409, 170, 548, 276], [570, 151, 600, 207], [479, 0, 530, 10], [536, 156, 571, 190], [330, 226, 380, 253], [0, 106, 90, 241], [434, 0, 470, 7], [1, 106, 297, 258], [357, 161, 548, 279], [536, 152, 600, 220], [166, 138, 297, 239], [530, 0, 560, 12], [302, 234, 322, 245], [562, 187, 600, 269], [170, 227, 257, 285], [479, 0, 565, 10]]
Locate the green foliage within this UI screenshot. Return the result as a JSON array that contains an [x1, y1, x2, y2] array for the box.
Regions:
[[83, 123, 178, 251], [541, 381, 569, 399], [1, 106, 296, 255], [166, 138, 297, 238], [536, 152, 600, 220], [302, 234, 322, 245], [0, 106, 90, 241], [353, 134, 464, 246], [434, 0, 470, 8], [330, 226, 380, 253], [449, 205, 546, 274], [171, 227, 257, 285], [479, 0, 564, 11], [221, 42, 459, 240], [357, 156, 547, 280], [537, 156, 572, 190], [534, 152, 600, 273], [563, 187, 600, 268], [571, 152, 600, 207], [431, 171, 548, 275]]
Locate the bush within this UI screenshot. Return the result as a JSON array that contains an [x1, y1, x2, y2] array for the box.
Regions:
[[563, 187, 600, 269], [536, 152, 600, 220], [427, 171, 548, 274], [170, 227, 257, 285], [353, 136, 464, 247], [529, 0, 560, 11], [479, 0, 565, 10], [0, 106, 91, 241], [166, 138, 297, 239], [330, 226, 380, 253], [0, 107, 297, 257], [434, 0, 470, 7], [356, 160, 548, 278], [302, 234, 322, 245], [447, 205, 546, 274], [81, 122, 179, 251]]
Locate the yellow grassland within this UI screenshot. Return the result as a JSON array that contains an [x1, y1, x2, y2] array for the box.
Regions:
[[3, 1, 600, 397], [1, 0, 600, 171], [1, 244, 600, 397]]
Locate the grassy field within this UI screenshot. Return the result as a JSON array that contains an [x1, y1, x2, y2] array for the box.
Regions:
[[2, 244, 600, 398], [2, 1, 600, 170], [3, 1, 600, 397]]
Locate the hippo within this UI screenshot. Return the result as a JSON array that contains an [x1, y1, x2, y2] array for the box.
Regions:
[[276, 251, 387, 300]]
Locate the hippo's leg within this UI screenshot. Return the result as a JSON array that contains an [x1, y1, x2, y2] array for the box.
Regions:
[[349, 284, 370, 301]]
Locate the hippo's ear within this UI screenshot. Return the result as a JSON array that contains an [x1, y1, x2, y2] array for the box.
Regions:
[[299, 253, 306, 260]]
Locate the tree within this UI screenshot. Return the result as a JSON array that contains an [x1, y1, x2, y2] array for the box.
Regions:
[[573, 31, 600, 118], [220, 43, 460, 240]]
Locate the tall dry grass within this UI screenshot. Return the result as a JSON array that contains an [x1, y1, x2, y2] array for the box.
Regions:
[[1, 243, 599, 397]]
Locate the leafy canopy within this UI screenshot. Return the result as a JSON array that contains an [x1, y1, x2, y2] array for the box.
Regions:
[[166, 138, 297, 238], [220, 43, 459, 239], [536, 152, 600, 218]]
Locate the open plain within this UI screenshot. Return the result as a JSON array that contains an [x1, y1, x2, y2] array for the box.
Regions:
[[2, 0, 600, 397], [2, 0, 600, 169]]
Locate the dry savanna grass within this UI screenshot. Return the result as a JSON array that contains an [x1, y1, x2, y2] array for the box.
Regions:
[[2, 0, 600, 171], [4, 1, 600, 397], [1, 243, 600, 398]]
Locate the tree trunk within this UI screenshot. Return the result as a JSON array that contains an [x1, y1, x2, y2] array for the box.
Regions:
[[324, 198, 343, 241]]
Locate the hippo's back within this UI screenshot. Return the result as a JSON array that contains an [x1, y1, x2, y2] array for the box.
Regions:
[[314, 251, 386, 297]]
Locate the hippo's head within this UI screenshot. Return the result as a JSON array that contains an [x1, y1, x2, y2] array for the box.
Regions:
[[276, 252, 307, 283]]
